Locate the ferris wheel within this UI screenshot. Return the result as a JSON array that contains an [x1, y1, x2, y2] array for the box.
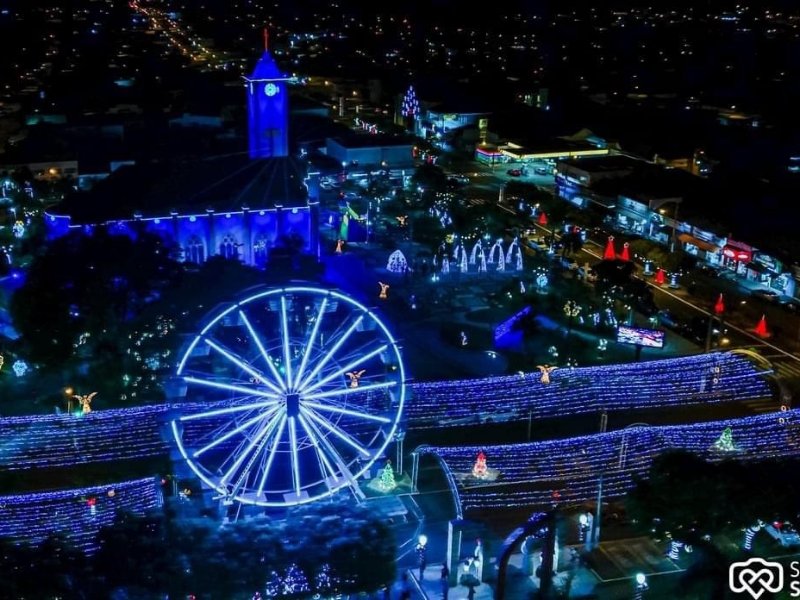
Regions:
[[171, 286, 406, 507]]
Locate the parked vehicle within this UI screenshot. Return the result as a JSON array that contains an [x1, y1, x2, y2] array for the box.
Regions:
[[506, 169, 522, 177], [783, 298, 800, 314], [751, 289, 781, 303], [656, 309, 682, 329], [534, 167, 549, 175], [764, 521, 800, 548]]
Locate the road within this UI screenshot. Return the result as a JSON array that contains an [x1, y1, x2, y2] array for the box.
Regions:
[[441, 160, 800, 389]]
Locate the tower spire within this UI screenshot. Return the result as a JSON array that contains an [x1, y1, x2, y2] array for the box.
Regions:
[[263, 27, 269, 51]]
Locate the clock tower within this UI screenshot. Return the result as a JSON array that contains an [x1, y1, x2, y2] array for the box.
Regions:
[[245, 35, 290, 159]]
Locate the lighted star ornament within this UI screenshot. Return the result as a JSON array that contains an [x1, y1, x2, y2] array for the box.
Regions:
[[537, 365, 558, 384]]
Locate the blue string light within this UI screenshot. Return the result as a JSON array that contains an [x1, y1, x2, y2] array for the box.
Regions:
[[418, 410, 799, 514], [0, 476, 162, 551], [0, 353, 769, 471], [406, 353, 770, 429]]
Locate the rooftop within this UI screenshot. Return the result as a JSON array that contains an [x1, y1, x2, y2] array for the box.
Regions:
[[559, 155, 646, 173], [328, 133, 415, 149], [52, 154, 310, 224]]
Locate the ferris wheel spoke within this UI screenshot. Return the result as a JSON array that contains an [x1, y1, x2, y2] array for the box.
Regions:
[[239, 309, 287, 392], [288, 416, 302, 496], [182, 377, 281, 404], [220, 408, 283, 487], [297, 412, 339, 485], [292, 297, 328, 391], [256, 413, 287, 498], [302, 344, 389, 395], [204, 338, 284, 396], [300, 408, 358, 483], [304, 381, 396, 403], [192, 405, 280, 457], [301, 406, 371, 458], [228, 409, 285, 497], [303, 399, 392, 424], [298, 315, 364, 390], [280, 296, 293, 390]]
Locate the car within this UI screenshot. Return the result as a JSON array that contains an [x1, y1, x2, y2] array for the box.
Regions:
[[448, 174, 470, 185], [656, 309, 682, 329], [534, 167, 549, 175], [506, 169, 522, 177], [783, 298, 800, 314], [764, 521, 800, 548], [751, 289, 781, 303]]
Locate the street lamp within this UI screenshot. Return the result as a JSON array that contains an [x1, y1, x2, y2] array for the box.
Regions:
[[416, 534, 428, 580], [590, 422, 649, 549], [634, 573, 648, 599]]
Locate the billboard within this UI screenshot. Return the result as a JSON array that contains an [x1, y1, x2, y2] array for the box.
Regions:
[[616, 325, 665, 349]]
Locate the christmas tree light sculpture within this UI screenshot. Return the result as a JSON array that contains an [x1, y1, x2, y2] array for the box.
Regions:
[[711, 427, 738, 452], [401, 85, 420, 119], [472, 451, 488, 478], [378, 461, 396, 491]]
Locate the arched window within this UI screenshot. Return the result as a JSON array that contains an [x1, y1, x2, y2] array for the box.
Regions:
[[220, 235, 239, 260], [186, 235, 205, 264], [253, 236, 269, 267]]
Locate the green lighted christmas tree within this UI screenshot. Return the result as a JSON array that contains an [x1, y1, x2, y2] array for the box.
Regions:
[[712, 427, 738, 452], [378, 461, 396, 491]]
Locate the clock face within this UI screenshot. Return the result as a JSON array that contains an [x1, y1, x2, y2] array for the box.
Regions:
[[264, 83, 279, 97]]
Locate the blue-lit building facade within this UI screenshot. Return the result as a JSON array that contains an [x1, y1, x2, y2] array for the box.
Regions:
[[45, 49, 319, 267]]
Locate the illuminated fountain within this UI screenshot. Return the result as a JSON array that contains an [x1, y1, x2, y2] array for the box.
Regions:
[[470, 241, 482, 265]]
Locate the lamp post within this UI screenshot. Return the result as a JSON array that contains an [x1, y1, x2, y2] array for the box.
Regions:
[[64, 387, 75, 413], [634, 573, 648, 599], [416, 534, 428, 580], [590, 422, 649, 550]]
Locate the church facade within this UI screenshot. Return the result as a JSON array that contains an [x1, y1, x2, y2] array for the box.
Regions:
[[45, 49, 319, 267]]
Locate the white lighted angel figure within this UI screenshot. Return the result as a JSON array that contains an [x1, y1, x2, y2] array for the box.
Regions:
[[536, 365, 557, 384], [76, 392, 98, 414], [346, 370, 366, 388]]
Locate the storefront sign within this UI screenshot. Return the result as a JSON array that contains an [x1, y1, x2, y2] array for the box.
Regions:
[[722, 246, 751, 262], [754, 253, 780, 273]]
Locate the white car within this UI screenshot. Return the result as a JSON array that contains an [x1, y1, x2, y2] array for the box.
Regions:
[[764, 521, 800, 547]]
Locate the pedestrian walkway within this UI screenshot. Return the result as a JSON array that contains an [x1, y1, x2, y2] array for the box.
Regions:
[[403, 536, 689, 599], [408, 564, 494, 600]]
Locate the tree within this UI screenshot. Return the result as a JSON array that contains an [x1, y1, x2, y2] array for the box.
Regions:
[[91, 500, 396, 598], [627, 451, 800, 542], [412, 164, 448, 200], [94, 510, 190, 597], [0, 534, 89, 598], [10, 230, 180, 367]]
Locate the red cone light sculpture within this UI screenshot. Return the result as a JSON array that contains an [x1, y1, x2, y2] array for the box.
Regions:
[[620, 242, 630, 261], [754, 314, 769, 338], [654, 267, 666, 285], [714, 294, 725, 315], [603, 236, 616, 260]]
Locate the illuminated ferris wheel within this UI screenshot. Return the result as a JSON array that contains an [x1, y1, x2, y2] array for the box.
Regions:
[[171, 286, 406, 506]]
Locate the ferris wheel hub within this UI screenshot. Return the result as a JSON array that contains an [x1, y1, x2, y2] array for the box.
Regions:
[[285, 393, 300, 417]]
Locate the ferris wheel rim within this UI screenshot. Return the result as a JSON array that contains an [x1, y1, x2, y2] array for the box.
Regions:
[[171, 285, 407, 507]]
